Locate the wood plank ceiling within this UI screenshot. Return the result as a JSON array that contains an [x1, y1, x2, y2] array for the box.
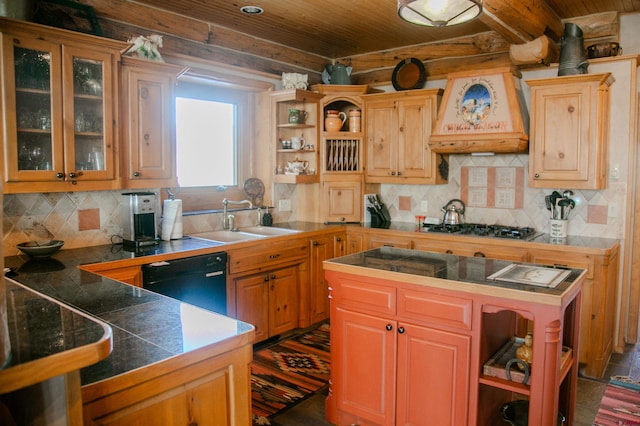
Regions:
[[73, 0, 640, 84]]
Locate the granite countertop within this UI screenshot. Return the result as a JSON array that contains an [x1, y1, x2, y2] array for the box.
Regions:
[[358, 221, 620, 251], [324, 246, 585, 305], [3, 238, 254, 387], [0, 280, 112, 393], [1, 220, 608, 388]]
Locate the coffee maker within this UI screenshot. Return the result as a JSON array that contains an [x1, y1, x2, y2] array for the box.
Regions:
[[122, 192, 158, 247]]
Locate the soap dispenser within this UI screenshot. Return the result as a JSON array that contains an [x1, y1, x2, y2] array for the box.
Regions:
[[261, 207, 273, 226]]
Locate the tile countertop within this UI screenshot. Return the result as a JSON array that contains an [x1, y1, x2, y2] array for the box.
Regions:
[[359, 221, 620, 251], [1, 220, 615, 388], [323, 246, 586, 305], [3, 236, 254, 387], [0, 280, 112, 393]]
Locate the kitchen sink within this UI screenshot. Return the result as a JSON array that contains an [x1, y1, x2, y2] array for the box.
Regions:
[[240, 226, 301, 236], [190, 230, 267, 243]]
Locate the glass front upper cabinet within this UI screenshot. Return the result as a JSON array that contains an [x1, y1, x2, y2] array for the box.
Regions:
[[3, 35, 115, 183]]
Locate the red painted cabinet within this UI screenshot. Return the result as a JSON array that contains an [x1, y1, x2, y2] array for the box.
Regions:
[[396, 324, 470, 425], [328, 277, 471, 426]]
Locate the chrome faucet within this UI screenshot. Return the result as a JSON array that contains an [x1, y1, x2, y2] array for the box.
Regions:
[[222, 198, 253, 230]]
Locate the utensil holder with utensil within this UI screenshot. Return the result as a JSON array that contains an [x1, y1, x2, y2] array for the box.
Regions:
[[550, 219, 568, 238]]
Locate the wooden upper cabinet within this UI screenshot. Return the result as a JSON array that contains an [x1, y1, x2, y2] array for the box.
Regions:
[[120, 57, 186, 188], [0, 19, 128, 193], [363, 89, 446, 184], [527, 73, 613, 189]]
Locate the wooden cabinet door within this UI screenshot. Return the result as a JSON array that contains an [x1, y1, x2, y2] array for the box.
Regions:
[[235, 272, 269, 342], [527, 74, 612, 189], [96, 265, 142, 287], [121, 58, 183, 188], [396, 323, 470, 426], [334, 307, 396, 425], [2, 33, 120, 190], [413, 238, 529, 262], [346, 231, 364, 254], [397, 96, 433, 179], [365, 98, 397, 179], [268, 264, 300, 336], [323, 178, 362, 223], [367, 234, 413, 250], [310, 234, 334, 324]]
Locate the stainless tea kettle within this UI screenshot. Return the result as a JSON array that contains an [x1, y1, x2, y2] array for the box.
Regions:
[[441, 199, 465, 225]]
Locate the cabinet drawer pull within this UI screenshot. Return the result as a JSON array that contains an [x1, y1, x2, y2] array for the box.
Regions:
[[385, 324, 392, 331], [398, 326, 405, 334]]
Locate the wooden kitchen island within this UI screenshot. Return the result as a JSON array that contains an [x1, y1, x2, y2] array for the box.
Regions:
[[324, 247, 585, 426]]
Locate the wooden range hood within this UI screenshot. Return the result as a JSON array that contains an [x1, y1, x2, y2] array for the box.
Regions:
[[429, 67, 529, 154]]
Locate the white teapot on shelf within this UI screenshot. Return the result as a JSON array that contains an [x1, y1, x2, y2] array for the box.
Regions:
[[285, 159, 309, 175]]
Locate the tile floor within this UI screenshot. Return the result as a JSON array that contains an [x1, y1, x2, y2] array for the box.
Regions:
[[266, 343, 640, 426]]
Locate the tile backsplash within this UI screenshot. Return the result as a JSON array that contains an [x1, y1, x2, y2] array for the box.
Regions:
[[2, 153, 624, 255]]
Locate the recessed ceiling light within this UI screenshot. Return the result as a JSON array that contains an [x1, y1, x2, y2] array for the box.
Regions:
[[240, 5, 264, 15]]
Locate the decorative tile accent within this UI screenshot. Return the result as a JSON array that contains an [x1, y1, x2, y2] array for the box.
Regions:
[[461, 166, 523, 209], [587, 205, 608, 225], [78, 208, 100, 231], [398, 196, 412, 211]]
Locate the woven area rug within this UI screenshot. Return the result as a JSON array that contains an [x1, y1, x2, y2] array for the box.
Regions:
[[251, 322, 330, 425], [594, 377, 640, 425]]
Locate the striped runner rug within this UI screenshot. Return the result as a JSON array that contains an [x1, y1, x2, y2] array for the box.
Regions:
[[251, 322, 330, 426], [594, 378, 640, 426]]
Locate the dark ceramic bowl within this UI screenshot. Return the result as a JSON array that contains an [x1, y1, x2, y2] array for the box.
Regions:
[[587, 42, 622, 59], [17, 240, 64, 258]]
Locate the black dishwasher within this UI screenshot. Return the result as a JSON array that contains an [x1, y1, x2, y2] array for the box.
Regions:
[[142, 252, 228, 315]]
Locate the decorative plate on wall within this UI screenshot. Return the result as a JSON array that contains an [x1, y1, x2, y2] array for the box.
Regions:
[[391, 58, 426, 91]]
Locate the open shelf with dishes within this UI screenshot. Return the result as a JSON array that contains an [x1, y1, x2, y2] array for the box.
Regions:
[[271, 89, 323, 184]]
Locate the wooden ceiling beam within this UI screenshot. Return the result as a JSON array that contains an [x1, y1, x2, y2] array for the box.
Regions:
[[81, 0, 329, 74], [479, 0, 564, 43], [339, 31, 511, 71], [351, 52, 513, 86]]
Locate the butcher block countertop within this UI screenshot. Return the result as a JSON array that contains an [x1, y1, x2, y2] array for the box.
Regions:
[[323, 246, 586, 306]]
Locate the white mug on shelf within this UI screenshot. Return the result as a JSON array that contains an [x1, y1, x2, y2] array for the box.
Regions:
[[291, 136, 306, 150]]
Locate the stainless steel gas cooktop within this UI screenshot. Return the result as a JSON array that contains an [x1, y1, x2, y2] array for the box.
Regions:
[[423, 223, 539, 240]]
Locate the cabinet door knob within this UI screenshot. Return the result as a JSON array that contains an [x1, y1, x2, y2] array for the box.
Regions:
[[313, 241, 319, 246], [398, 326, 405, 334], [446, 250, 453, 254], [270, 274, 276, 280], [534, 173, 540, 179], [385, 324, 393, 331], [133, 171, 140, 177], [473, 251, 486, 258], [336, 237, 342, 242], [397, 171, 402, 176], [264, 276, 270, 282], [56, 172, 64, 179], [68, 172, 76, 179]]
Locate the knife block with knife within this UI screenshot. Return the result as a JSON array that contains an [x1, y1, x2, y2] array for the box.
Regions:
[[365, 194, 391, 228]]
